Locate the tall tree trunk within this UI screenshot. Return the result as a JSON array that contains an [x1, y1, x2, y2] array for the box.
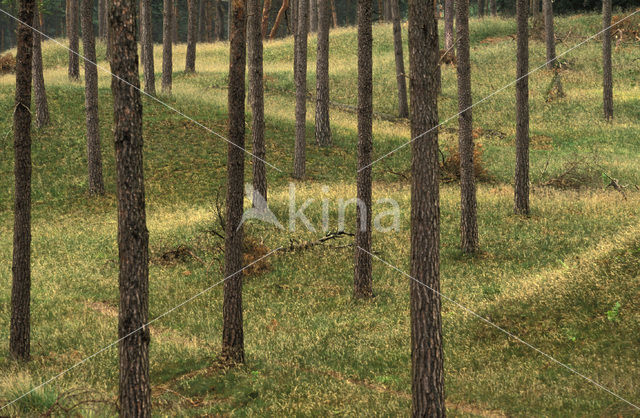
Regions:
[[141, 0, 156, 94], [110, 0, 151, 414], [162, 0, 173, 93], [68, 0, 79, 80], [206, 0, 214, 41], [456, 0, 477, 253], [261, 0, 273, 37], [330, 0, 338, 26], [32, 4, 50, 128], [173, 2, 179, 43], [444, 0, 454, 50], [215, 0, 225, 40], [10, 0, 35, 364], [82, 0, 105, 195], [248, 0, 267, 208], [531, 0, 541, 27], [602, 0, 613, 121], [310, 0, 318, 31], [514, 0, 529, 215], [478, 0, 484, 17], [391, 0, 408, 118], [198, 0, 206, 41], [489, 0, 496, 16], [315, 0, 331, 147], [270, 0, 289, 39], [293, 0, 308, 179], [222, 0, 247, 365], [98, 0, 106, 38], [186, 0, 198, 72], [408, 0, 445, 414], [354, 0, 373, 299], [543, 0, 555, 68], [105, 0, 112, 61]]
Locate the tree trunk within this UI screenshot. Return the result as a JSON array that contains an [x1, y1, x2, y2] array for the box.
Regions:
[[408, 0, 445, 414], [162, 0, 173, 93], [489, 0, 496, 16], [602, 0, 613, 121], [215, 0, 225, 40], [173, 2, 179, 43], [444, 0, 454, 50], [98, 0, 106, 39], [68, 0, 79, 80], [354, 0, 373, 299], [10, 0, 35, 364], [330, 0, 338, 26], [105, 0, 112, 60], [315, 0, 331, 147], [221, 0, 247, 365], [248, 0, 267, 209], [198, 0, 206, 41], [110, 0, 151, 414], [310, 0, 318, 31], [531, 0, 541, 27], [514, 0, 529, 215], [186, 0, 198, 72], [81, 0, 105, 195], [542, 0, 554, 68], [32, 4, 50, 128], [456, 0, 477, 253], [478, 0, 484, 17], [391, 0, 408, 118], [270, 0, 289, 39], [261, 0, 273, 37], [141, 0, 156, 94], [293, 0, 308, 179], [206, 0, 214, 41]]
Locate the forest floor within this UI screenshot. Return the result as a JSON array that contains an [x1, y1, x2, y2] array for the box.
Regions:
[[0, 13, 639, 416]]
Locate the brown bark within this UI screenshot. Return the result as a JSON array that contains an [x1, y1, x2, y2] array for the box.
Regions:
[[186, 0, 198, 72], [261, 0, 273, 37], [270, 0, 289, 39], [173, 2, 179, 43], [248, 0, 267, 209], [215, 0, 225, 40], [543, 0, 555, 68], [221, 0, 247, 365], [514, 0, 529, 215], [105, 0, 112, 61], [206, 0, 214, 41], [408, 0, 445, 414], [32, 4, 50, 128], [531, 0, 541, 27], [81, 0, 105, 195], [11, 0, 34, 363], [391, 0, 408, 118], [489, 0, 496, 16], [98, 0, 106, 39], [162, 0, 173, 93], [444, 0, 454, 50], [293, 0, 308, 179], [198, 0, 206, 41], [602, 0, 613, 121], [330, 0, 337, 26], [478, 0, 484, 17], [456, 0, 477, 253], [310, 0, 318, 31], [68, 0, 79, 80], [315, 0, 331, 147], [354, 0, 373, 299], [141, 0, 156, 94]]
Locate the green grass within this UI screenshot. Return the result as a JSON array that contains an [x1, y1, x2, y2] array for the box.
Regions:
[[0, 13, 639, 416]]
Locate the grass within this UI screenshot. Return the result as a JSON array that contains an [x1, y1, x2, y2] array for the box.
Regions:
[[0, 13, 639, 416]]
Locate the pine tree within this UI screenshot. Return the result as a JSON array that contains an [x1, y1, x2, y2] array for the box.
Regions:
[[514, 0, 530, 215], [315, 0, 332, 147]]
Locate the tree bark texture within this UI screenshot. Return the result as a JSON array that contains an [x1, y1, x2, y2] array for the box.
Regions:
[[514, 0, 530, 215], [269, 0, 289, 39], [261, 0, 272, 36], [391, 0, 408, 118], [186, 0, 198, 72], [330, 0, 338, 26], [315, 0, 332, 147], [98, 0, 106, 38], [602, 0, 613, 120], [310, 0, 318, 32], [444, 0, 454, 50], [162, 0, 173, 93], [408, 0, 445, 414], [543, 0, 555, 68], [141, 0, 156, 94], [32, 4, 50, 128], [173, 2, 179, 43], [478, 0, 484, 17], [68, 0, 79, 80], [293, 0, 308, 179]]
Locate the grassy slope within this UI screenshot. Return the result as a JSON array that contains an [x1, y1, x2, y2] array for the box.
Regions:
[[0, 14, 639, 416]]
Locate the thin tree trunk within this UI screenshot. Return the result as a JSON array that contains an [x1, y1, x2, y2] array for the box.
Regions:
[[215, 0, 225, 40], [248, 0, 267, 208], [173, 2, 179, 43], [531, 0, 541, 27], [270, 0, 289, 39], [330, 0, 337, 26], [261, 0, 273, 37], [222, 0, 247, 365], [162, 0, 173, 93], [489, 0, 496, 16], [354, 0, 373, 299], [198, 0, 206, 41], [186, 0, 198, 72], [310, 0, 318, 31], [98, 0, 106, 38], [478, 0, 484, 17], [110, 0, 151, 414], [543, 0, 554, 68], [456, 0, 477, 253], [602, 0, 613, 121], [391, 0, 408, 118], [315, 0, 331, 147], [105, 0, 112, 60], [10, 0, 35, 363], [32, 4, 50, 128], [206, 0, 214, 41], [408, 0, 445, 414], [141, 0, 156, 94], [444, 0, 454, 50], [514, 0, 529, 215], [68, 0, 79, 80], [82, 0, 105, 195], [293, 0, 308, 179]]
